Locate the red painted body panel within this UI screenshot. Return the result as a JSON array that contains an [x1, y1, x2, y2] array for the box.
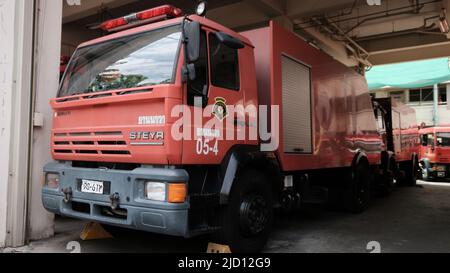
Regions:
[[242, 22, 382, 172], [419, 126, 450, 164], [389, 100, 419, 162], [51, 84, 184, 165]]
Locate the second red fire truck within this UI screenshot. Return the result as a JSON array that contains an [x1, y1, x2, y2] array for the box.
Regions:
[[419, 126, 450, 181]]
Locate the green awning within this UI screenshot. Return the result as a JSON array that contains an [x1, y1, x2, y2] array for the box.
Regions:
[[366, 57, 450, 91]]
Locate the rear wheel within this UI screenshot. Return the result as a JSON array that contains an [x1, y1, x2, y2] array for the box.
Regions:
[[213, 169, 274, 253], [344, 162, 371, 213], [377, 157, 396, 197], [399, 158, 419, 187]]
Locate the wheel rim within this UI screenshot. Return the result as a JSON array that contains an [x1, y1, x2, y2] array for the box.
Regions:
[[239, 194, 270, 237]]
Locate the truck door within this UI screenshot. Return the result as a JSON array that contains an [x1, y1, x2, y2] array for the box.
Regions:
[[182, 29, 245, 165], [423, 133, 436, 159]]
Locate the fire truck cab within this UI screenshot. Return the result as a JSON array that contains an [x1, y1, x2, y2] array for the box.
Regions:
[[419, 126, 450, 181]]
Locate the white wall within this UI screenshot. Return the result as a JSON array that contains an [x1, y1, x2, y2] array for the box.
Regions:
[[0, 0, 16, 248], [0, 0, 63, 247], [412, 105, 450, 126]]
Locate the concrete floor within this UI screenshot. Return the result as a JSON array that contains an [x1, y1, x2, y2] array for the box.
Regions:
[[3, 181, 450, 253]]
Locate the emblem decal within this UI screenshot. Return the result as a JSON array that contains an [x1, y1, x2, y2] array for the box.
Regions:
[[212, 97, 228, 121]]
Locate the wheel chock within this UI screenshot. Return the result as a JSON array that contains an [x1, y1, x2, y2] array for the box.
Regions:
[[207, 243, 232, 253], [80, 222, 113, 241]]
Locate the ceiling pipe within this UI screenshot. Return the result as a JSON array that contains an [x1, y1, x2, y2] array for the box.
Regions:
[[297, 0, 441, 30]]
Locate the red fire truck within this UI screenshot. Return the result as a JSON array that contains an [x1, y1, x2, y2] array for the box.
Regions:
[[419, 126, 450, 181], [42, 4, 417, 252], [372, 98, 420, 192]]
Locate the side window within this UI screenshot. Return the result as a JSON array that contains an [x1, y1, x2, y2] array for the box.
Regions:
[[421, 134, 428, 146], [427, 134, 435, 146], [188, 30, 208, 106], [209, 33, 240, 91]]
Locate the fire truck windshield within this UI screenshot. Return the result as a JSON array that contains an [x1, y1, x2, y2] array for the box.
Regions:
[[437, 133, 450, 147], [58, 24, 182, 98]]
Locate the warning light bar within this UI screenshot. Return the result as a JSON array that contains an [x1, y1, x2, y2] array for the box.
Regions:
[[100, 5, 183, 32]]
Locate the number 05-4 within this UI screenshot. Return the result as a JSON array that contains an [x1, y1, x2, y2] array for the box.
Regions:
[[196, 139, 219, 156]]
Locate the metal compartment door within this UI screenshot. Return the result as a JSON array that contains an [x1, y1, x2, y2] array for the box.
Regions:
[[282, 55, 312, 154]]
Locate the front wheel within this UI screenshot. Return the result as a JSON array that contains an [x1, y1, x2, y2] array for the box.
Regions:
[[213, 169, 274, 253]]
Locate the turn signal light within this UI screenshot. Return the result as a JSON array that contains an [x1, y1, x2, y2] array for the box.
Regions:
[[168, 183, 187, 203]]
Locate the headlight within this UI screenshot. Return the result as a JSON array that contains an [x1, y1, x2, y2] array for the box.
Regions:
[[145, 182, 166, 202], [437, 166, 447, 172], [46, 173, 60, 189]]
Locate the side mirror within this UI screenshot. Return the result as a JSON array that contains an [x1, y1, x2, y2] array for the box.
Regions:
[[215, 32, 245, 49], [184, 21, 201, 63]]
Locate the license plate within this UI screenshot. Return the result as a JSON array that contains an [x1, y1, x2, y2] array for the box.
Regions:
[[81, 180, 105, 194], [438, 172, 446, 178]]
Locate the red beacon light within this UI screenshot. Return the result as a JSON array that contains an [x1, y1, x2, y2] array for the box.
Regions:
[[100, 5, 183, 32]]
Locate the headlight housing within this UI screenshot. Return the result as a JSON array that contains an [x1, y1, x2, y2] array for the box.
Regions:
[[145, 182, 166, 202], [45, 173, 60, 189]]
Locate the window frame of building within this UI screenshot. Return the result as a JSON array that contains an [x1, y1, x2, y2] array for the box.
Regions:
[[409, 84, 448, 106]]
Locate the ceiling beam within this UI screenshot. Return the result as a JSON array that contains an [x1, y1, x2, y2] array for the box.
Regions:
[[286, 0, 358, 19], [298, 22, 359, 67], [244, 0, 286, 17], [369, 41, 450, 65]]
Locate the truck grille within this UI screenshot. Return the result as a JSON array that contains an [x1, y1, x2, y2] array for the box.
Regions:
[[53, 131, 131, 156]]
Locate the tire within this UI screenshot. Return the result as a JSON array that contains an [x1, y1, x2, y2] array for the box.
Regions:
[[399, 158, 419, 187], [344, 162, 371, 213], [377, 158, 395, 197], [212, 169, 274, 253]]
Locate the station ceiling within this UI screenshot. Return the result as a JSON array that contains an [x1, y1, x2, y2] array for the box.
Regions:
[[63, 0, 450, 67]]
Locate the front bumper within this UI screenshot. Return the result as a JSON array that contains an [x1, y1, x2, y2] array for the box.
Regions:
[[423, 164, 450, 180], [42, 162, 191, 237]]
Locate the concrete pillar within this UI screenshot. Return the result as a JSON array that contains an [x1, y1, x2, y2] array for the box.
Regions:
[[433, 84, 440, 126], [0, 0, 34, 247], [27, 0, 63, 241], [447, 83, 450, 111], [0, 0, 16, 248]]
